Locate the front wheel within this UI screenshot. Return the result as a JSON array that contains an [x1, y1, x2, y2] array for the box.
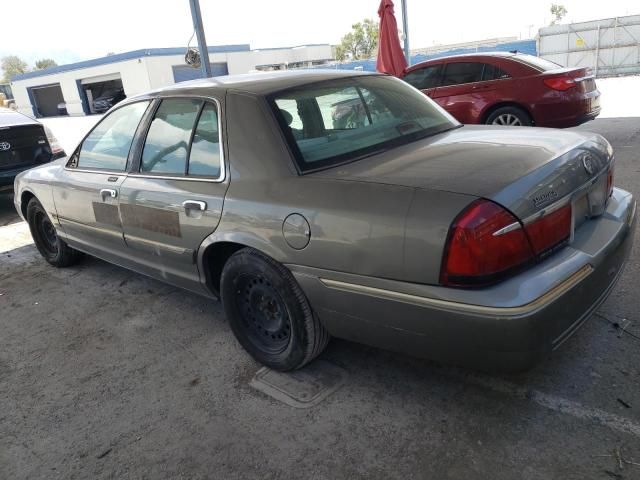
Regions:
[[485, 106, 532, 127], [26, 197, 82, 267], [220, 248, 329, 371]]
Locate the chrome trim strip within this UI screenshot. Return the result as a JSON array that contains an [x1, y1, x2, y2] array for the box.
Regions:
[[628, 199, 637, 226], [521, 166, 610, 226], [58, 216, 123, 238], [574, 75, 595, 82], [492, 221, 522, 236], [124, 234, 190, 255], [319, 264, 593, 317], [63, 168, 123, 175]]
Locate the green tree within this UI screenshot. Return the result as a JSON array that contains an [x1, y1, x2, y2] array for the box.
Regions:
[[34, 58, 58, 70], [550, 4, 568, 25], [1, 55, 29, 81], [336, 19, 379, 60]]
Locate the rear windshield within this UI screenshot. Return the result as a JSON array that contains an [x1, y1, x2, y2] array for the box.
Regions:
[[513, 54, 562, 71], [270, 75, 458, 172]]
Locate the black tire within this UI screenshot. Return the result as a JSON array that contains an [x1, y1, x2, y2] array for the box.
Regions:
[[220, 248, 329, 371], [26, 197, 82, 267], [485, 106, 532, 127]]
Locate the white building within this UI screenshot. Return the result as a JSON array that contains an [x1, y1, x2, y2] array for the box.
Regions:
[[10, 44, 333, 117]]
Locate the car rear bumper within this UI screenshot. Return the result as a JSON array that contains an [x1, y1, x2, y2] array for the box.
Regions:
[[291, 187, 636, 371], [0, 164, 36, 192], [533, 89, 601, 128]]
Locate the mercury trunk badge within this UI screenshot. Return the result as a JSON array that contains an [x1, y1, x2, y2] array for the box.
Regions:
[[582, 153, 595, 175]]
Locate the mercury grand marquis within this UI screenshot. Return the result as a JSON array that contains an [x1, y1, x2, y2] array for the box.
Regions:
[[13, 70, 636, 371]]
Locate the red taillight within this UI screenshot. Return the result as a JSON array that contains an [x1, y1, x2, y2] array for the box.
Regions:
[[543, 76, 576, 91], [440, 200, 534, 287], [524, 204, 572, 255], [441, 200, 573, 287], [606, 164, 615, 198]]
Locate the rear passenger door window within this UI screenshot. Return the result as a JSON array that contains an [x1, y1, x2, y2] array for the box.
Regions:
[[403, 65, 442, 90], [188, 102, 221, 177], [441, 62, 484, 86], [141, 98, 201, 175]]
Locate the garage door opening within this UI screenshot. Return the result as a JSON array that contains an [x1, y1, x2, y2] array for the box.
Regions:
[[79, 74, 125, 114], [28, 84, 66, 118]]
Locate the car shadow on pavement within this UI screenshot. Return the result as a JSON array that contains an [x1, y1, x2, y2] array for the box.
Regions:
[[0, 193, 21, 226]]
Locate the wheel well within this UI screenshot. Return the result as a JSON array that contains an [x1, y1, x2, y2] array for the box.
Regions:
[[482, 102, 534, 124], [202, 241, 247, 295], [20, 191, 36, 219]]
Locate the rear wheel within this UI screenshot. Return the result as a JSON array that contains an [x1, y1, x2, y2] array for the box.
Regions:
[[220, 248, 329, 371], [486, 106, 532, 127], [26, 197, 82, 267]]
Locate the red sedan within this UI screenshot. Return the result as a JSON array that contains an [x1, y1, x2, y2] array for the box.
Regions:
[[400, 52, 600, 128]]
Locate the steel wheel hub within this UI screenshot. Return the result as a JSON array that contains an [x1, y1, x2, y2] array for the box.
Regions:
[[236, 275, 291, 354]]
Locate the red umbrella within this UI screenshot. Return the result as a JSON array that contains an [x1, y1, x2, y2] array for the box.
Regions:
[[376, 0, 408, 76]]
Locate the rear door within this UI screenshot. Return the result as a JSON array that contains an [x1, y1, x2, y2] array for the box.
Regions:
[[118, 97, 228, 292], [54, 100, 150, 257], [431, 62, 486, 123], [402, 64, 442, 98]]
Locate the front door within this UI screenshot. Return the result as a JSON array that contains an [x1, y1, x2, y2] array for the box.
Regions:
[[54, 100, 151, 258], [118, 97, 228, 292]]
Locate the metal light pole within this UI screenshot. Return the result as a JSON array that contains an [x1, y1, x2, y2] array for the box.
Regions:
[[189, 0, 212, 78], [401, 0, 410, 65]]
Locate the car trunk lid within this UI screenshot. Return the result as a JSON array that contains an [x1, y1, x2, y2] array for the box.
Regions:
[[311, 125, 613, 223], [0, 124, 51, 171]]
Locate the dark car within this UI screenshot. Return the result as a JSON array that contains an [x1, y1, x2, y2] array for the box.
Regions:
[[92, 88, 126, 113], [401, 52, 601, 128], [0, 108, 65, 192]]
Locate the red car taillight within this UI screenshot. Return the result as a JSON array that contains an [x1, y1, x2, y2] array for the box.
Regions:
[[441, 200, 572, 287], [440, 200, 534, 287], [606, 164, 615, 198], [523, 204, 572, 255], [543, 76, 577, 91]]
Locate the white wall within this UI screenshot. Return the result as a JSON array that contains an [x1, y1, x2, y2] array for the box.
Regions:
[[12, 58, 152, 116], [11, 45, 334, 116]]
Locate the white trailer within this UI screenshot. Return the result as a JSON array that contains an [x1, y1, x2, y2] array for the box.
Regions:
[[538, 15, 640, 77]]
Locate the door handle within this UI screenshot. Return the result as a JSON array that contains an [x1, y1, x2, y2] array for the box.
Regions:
[[182, 200, 207, 211], [100, 188, 117, 199]]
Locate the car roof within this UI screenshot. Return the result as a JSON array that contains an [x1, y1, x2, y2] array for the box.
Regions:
[[407, 51, 523, 69], [0, 108, 39, 127], [142, 69, 380, 98]]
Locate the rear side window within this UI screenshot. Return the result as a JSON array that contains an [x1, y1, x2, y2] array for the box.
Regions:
[[403, 65, 442, 90], [482, 64, 511, 81], [141, 98, 201, 175], [441, 62, 484, 86], [76, 101, 149, 171]]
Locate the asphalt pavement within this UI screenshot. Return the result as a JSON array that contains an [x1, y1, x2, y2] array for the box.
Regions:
[[1, 117, 639, 479]]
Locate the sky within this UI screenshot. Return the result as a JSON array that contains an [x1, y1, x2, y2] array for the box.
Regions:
[[0, 0, 638, 67]]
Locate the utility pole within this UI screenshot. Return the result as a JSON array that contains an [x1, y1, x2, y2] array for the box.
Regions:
[[401, 0, 410, 65], [189, 0, 212, 78]]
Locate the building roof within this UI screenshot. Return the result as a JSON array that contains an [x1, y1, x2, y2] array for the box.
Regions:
[[10, 44, 332, 83], [11, 45, 250, 82]]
